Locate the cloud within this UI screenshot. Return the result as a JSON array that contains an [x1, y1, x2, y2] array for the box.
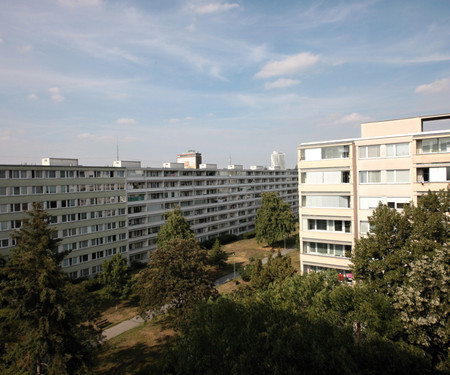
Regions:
[[415, 78, 450, 95], [265, 78, 301, 89], [194, 2, 239, 15], [48, 87, 65, 102], [107, 93, 129, 100], [166, 117, 195, 123], [320, 112, 372, 127], [77, 132, 93, 139], [56, 0, 102, 7], [255, 52, 320, 79], [115, 118, 137, 125], [27, 93, 38, 100], [19, 45, 33, 53]]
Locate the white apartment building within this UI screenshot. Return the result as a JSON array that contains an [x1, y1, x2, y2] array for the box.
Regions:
[[0, 159, 298, 277], [298, 114, 450, 278]]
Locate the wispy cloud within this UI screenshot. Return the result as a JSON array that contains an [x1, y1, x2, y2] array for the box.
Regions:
[[255, 53, 320, 79], [415, 77, 450, 95], [319, 112, 372, 127], [19, 45, 33, 53], [115, 118, 137, 125], [48, 87, 65, 102], [55, 0, 102, 8], [27, 93, 38, 100], [265, 78, 301, 90], [193, 2, 240, 15]]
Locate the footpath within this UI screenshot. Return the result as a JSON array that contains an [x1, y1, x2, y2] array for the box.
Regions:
[[102, 247, 297, 341]]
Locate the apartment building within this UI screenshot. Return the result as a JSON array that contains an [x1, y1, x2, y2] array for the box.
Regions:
[[298, 114, 450, 278], [125, 165, 298, 263], [0, 159, 298, 278], [0, 160, 128, 279]]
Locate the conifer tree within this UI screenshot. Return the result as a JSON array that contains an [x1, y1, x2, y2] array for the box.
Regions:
[[209, 239, 228, 269], [156, 206, 195, 248], [137, 238, 216, 321], [255, 192, 295, 248], [0, 203, 99, 374]]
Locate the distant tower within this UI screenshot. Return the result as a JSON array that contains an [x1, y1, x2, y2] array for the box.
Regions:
[[270, 151, 286, 170], [176, 150, 202, 169]]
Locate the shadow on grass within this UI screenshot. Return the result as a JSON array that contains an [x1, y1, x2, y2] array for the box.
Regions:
[[96, 332, 176, 375], [211, 261, 245, 280]]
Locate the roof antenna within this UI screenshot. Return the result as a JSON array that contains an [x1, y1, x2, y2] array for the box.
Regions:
[[116, 138, 120, 161]]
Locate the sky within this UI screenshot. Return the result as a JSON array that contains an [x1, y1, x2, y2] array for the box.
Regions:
[[1, 0, 450, 168]]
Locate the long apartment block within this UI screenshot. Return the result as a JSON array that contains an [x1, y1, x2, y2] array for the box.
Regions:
[[298, 113, 450, 278], [0, 159, 298, 278]]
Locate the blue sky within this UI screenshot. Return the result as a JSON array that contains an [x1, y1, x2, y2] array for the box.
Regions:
[[1, 0, 449, 168]]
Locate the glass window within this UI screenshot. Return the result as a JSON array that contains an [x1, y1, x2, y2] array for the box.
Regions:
[[302, 195, 350, 208], [386, 143, 409, 157], [359, 145, 380, 159], [386, 170, 409, 183], [360, 171, 381, 184]]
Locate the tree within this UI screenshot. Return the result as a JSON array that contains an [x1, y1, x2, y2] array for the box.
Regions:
[[352, 190, 449, 297], [394, 245, 450, 369], [0, 203, 99, 374], [97, 253, 133, 300], [156, 206, 195, 248], [248, 252, 296, 290], [255, 191, 295, 248], [351, 203, 411, 296], [137, 238, 217, 321], [208, 239, 228, 269]]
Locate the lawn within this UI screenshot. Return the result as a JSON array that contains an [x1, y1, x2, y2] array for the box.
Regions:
[[94, 316, 176, 375]]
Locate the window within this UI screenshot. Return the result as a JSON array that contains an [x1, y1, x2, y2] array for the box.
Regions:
[[0, 187, 6, 196], [0, 222, 8, 231], [302, 195, 350, 208], [303, 241, 351, 257], [301, 170, 350, 184], [386, 143, 409, 157], [387, 197, 410, 210], [79, 254, 89, 263], [46, 186, 57, 194], [360, 221, 370, 234], [386, 169, 409, 183], [359, 145, 380, 159], [301, 146, 349, 161], [306, 219, 351, 233], [359, 171, 381, 184], [360, 197, 382, 210], [0, 239, 9, 248], [0, 170, 7, 178], [417, 137, 450, 153]]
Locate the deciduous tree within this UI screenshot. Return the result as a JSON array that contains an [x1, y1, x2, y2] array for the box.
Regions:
[[0, 203, 99, 374], [156, 206, 195, 248], [255, 191, 295, 248], [394, 245, 450, 369], [98, 253, 133, 299]]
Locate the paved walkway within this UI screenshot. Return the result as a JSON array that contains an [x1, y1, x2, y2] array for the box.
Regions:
[[102, 247, 297, 341]]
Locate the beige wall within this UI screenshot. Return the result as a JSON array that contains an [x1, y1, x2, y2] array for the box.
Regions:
[[361, 118, 422, 138]]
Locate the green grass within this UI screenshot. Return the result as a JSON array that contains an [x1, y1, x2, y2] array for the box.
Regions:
[[94, 316, 176, 375]]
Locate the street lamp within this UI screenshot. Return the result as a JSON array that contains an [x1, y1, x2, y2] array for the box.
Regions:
[[233, 252, 236, 280]]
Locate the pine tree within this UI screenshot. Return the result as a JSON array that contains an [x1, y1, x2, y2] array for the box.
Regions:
[[255, 192, 295, 248], [0, 203, 99, 374], [209, 239, 228, 269], [137, 238, 217, 321], [156, 206, 195, 248]]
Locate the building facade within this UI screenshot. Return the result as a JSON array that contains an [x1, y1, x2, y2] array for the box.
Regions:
[[298, 114, 450, 278], [0, 160, 298, 278]]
